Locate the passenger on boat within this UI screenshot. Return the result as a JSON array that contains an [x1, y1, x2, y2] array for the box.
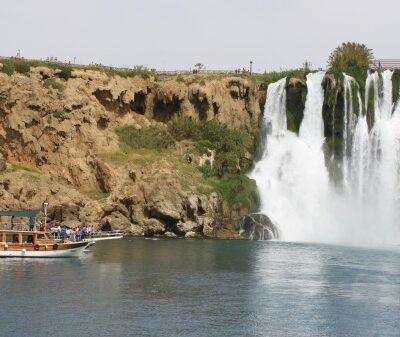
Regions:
[[29, 217, 35, 231], [60, 226, 67, 242], [50, 225, 58, 239]]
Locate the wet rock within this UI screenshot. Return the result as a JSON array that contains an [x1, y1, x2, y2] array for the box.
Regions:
[[101, 212, 131, 231], [239, 213, 279, 240], [164, 231, 177, 238], [130, 224, 144, 236], [185, 231, 200, 238], [143, 218, 165, 236], [175, 220, 201, 235]]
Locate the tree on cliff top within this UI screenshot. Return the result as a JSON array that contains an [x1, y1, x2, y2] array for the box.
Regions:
[[328, 42, 374, 72]]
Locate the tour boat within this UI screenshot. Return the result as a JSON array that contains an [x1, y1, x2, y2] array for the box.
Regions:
[[0, 208, 94, 258], [0, 229, 92, 257]]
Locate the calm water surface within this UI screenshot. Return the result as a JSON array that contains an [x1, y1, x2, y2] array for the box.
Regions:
[[0, 239, 399, 337]]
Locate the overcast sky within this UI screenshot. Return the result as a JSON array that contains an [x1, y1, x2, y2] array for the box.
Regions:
[[1, 0, 398, 72]]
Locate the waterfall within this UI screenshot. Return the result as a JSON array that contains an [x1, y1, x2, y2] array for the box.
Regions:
[[251, 70, 400, 246], [263, 77, 287, 135], [250, 72, 331, 242]]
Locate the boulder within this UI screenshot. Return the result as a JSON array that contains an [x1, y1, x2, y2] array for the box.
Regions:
[[175, 220, 201, 235], [239, 213, 279, 240], [101, 212, 131, 231], [143, 218, 165, 236], [185, 231, 200, 239], [164, 231, 177, 238], [130, 224, 144, 236]]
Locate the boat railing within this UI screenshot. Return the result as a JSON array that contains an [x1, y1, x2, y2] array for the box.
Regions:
[[0, 222, 31, 231]]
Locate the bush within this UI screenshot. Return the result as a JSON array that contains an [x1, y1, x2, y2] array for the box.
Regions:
[[43, 78, 64, 91], [392, 70, 400, 105], [117, 118, 255, 177], [0, 61, 14, 75], [206, 175, 259, 210], [168, 117, 200, 140], [328, 42, 374, 73], [15, 62, 30, 74], [53, 110, 64, 119], [167, 117, 253, 177], [176, 75, 185, 83], [59, 66, 72, 80], [252, 69, 309, 91], [116, 125, 174, 151]]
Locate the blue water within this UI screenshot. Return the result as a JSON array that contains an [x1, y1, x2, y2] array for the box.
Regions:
[[0, 239, 399, 337]]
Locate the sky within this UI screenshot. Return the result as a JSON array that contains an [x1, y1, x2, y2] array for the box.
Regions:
[[1, 0, 398, 72]]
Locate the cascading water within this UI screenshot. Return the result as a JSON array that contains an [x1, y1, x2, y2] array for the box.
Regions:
[[251, 70, 400, 246]]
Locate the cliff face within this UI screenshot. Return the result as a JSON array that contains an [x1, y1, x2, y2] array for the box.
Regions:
[[0, 67, 263, 238]]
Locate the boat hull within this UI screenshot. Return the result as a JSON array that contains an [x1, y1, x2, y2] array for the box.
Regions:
[[0, 242, 90, 258]]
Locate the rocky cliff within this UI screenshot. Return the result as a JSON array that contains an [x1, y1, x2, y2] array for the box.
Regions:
[[0, 65, 264, 238]]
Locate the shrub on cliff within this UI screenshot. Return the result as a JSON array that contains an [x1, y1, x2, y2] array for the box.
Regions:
[[59, 66, 72, 80], [206, 175, 259, 212], [43, 78, 65, 91], [328, 42, 374, 73], [168, 117, 253, 177], [0, 60, 15, 75], [392, 70, 400, 104], [116, 125, 174, 150], [15, 62, 30, 74]]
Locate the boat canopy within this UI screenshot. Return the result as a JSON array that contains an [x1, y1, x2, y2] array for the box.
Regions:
[[0, 209, 41, 218]]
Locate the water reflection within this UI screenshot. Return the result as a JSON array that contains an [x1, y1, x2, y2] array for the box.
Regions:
[[252, 241, 400, 337], [0, 239, 398, 337]]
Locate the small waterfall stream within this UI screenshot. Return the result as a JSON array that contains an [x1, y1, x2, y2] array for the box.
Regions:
[[250, 70, 400, 245]]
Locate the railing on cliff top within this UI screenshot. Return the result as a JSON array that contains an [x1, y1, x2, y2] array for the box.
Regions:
[[0, 56, 257, 75], [371, 59, 400, 70]]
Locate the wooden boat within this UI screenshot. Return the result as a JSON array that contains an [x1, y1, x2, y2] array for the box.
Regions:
[[0, 229, 92, 258]]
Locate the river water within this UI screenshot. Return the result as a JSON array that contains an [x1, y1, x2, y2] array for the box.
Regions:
[[0, 239, 399, 337]]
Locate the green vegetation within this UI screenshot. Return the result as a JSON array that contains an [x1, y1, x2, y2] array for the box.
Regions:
[[88, 64, 153, 80], [116, 125, 174, 151], [286, 80, 307, 133], [117, 118, 254, 178], [52, 110, 65, 119], [97, 151, 129, 163], [251, 69, 309, 90], [59, 66, 72, 80], [392, 69, 400, 105], [167, 117, 253, 176], [0, 57, 152, 80], [81, 189, 110, 201], [0, 162, 40, 175], [328, 42, 373, 73], [327, 42, 373, 108], [14, 62, 30, 74], [176, 75, 185, 83], [366, 81, 375, 129], [205, 175, 259, 211], [0, 58, 72, 78], [43, 78, 65, 91]]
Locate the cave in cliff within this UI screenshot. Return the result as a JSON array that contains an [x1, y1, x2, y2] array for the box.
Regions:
[[153, 95, 182, 122]]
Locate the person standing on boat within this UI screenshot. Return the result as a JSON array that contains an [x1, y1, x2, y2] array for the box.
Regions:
[[10, 216, 15, 230], [51, 225, 57, 239], [60, 226, 67, 242], [29, 217, 35, 231]]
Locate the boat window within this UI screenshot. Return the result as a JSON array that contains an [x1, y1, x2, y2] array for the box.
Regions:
[[5, 234, 17, 243], [22, 235, 34, 244]]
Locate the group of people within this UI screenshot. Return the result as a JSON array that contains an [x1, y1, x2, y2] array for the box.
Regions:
[[50, 225, 96, 242]]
